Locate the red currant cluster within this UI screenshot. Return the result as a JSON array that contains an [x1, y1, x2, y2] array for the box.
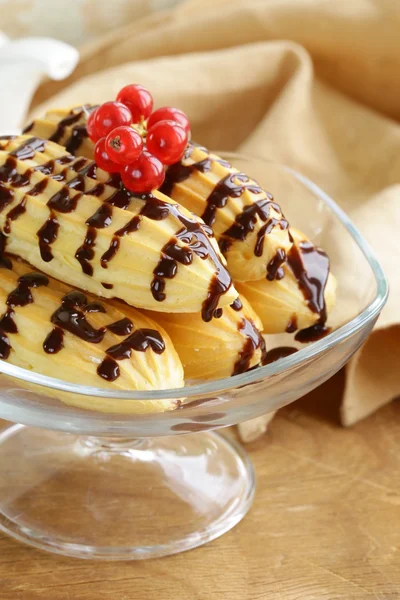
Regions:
[[87, 84, 190, 193]]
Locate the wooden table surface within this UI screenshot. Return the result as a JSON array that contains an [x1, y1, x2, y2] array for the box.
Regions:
[[1, 371, 399, 600]]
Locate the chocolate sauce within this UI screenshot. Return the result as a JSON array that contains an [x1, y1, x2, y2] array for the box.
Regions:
[[213, 308, 223, 319], [287, 239, 330, 342], [22, 122, 33, 134], [263, 346, 297, 364], [97, 356, 120, 382], [106, 318, 133, 336], [106, 186, 132, 210], [134, 195, 232, 320], [286, 315, 298, 334], [0, 272, 49, 338], [233, 318, 266, 375], [105, 329, 165, 361], [0, 183, 14, 212], [75, 227, 96, 276], [65, 126, 88, 155], [47, 187, 81, 213], [51, 291, 106, 343], [255, 219, 285, 259], [85, 301, 106, 313], [230, 298, 243, 311], [0, 157, 31, 188], [100, 237, 119, 269], [220, 197, 288, 255], [37, 212, 59, 262], [101, 282, 113, 290], [87, 204, 113, 229], [43, 327, 64, 354], [29, 179, 48, 196], [0, 309, 18, 333], [73, 158, 95, 177], [7, 272, 48, 307], [115, 216, 141, 237], [49, 111, 82, 145], [202, 173, 263, 228], [97, 328, 165, 381], [295, 323, 331, 343], [4, 198, 27, 234], [161, 155, 212, 196], [10, 137, 46, 161], [67, 174, 85, 192], [171, 422, 213, 432], [151, 238, 193, 302], [76, 205, 113, 275], [267, 248, 286, 281], [0, 330, 11, 359], [0, 233, 11, 269]]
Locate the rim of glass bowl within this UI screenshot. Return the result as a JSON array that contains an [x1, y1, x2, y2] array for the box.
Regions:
[[0, 156, 388, 401]]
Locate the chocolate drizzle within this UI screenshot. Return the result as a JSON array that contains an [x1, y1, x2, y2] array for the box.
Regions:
[[203, 173, 263, 228], [106, 318, 133, 336], [43, 327, 64, 354], [0, 272, 49, 353], [220, 197, 288, 255], [37, 212, 59, 262], [286, 315, 298, 334], [263, 346, 297, 365], [0, 135, 231, 321], [287, 239, 331, 343], [267, 248, 286, 281], [48, 106, 96, 156], [7, 272, 49, 308], [161, 144, 289, 261], [161, 155, 212, 196], [9, 137, 46, 161], [121, 195, 232, 321], [97, 328, 165, 382], [231, 297, 243, 311], [4, 198, 27, 234], [0, 331, 11, 359], [76, 204, 113, 275], [233, 318, 266, 375], [49, 111, 82, 145], [0, 233, 11, 269], [51, 291, 106, 343], [105, 329, 165, 360]]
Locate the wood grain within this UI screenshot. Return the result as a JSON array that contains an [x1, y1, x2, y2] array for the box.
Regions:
[[1, 371, 399, 600]]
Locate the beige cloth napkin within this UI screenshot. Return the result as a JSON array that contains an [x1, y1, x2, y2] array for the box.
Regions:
[[28, 0, 399, 426]]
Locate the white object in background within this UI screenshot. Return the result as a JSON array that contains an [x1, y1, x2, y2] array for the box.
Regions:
[[0, 33, 79, 134]]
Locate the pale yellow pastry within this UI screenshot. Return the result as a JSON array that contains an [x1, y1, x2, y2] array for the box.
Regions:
[[148, 295, 265, 380], [236, 229, 336, 337], [0, 256, 184, 413], [24, 106, 293, 283], [0, 135, 237, 318]]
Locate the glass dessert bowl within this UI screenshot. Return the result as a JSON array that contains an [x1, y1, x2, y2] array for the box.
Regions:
[[0, 154, 388, 560]]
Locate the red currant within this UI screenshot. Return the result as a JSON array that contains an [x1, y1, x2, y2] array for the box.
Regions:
[[94, 138, 122, 173], [93, 101, 132, 139], [147, 106, 190, 134], [116, 84, 153, 123], [121, 151, 165, 192], [86, 108, 99, 142], [105, 126, 143, 165], [146, 120, 189, 165]]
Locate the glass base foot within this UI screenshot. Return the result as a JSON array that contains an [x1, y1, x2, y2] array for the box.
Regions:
[[0, 424, 255, 560]]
